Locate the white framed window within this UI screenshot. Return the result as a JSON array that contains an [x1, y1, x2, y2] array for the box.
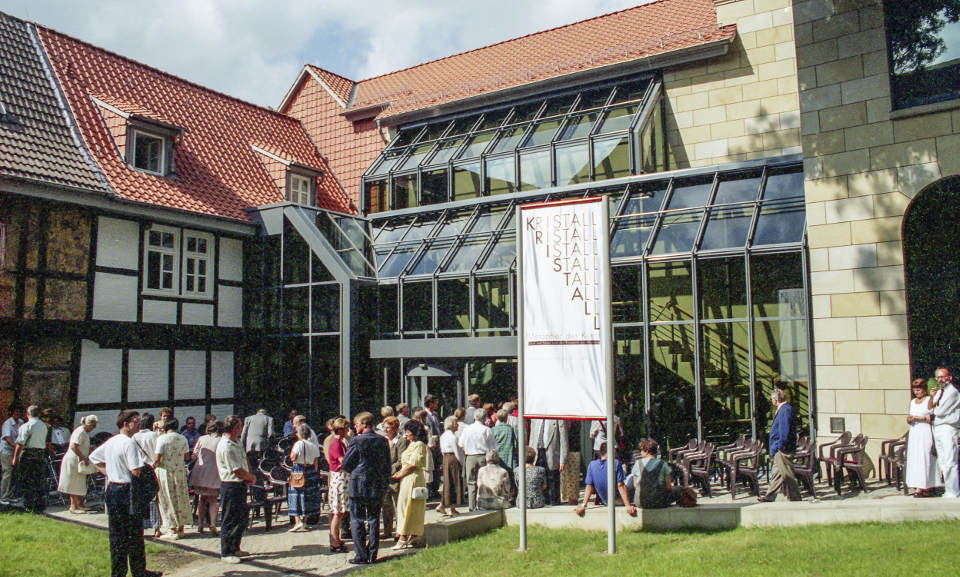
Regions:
[[132, 130, 166, 175], [288, 173, 313, 205], [144, 225, 178, 294], [183, 231, 213, 298], [143, 226, 215, 299]]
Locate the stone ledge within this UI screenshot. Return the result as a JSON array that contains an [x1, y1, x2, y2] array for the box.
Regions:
[[423, 509, 505, 546]]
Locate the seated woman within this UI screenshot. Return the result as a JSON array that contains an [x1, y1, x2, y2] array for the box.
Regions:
[[632, 438, 691, 509], [515, 446, 547, 509], [477, 449, 511, 510]]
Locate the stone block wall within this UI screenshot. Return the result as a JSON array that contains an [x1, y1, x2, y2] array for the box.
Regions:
[[664, 0, 801, 168]]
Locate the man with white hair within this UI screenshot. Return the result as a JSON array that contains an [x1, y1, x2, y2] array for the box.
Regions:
[[458, 408, 496, 510], [11, 405, 49, 512], [931, 367, 960, 498]]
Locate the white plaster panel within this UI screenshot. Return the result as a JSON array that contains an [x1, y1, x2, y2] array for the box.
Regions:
[[218, 285, 243, 328], [77, 339, 122, 405], [177, 406, 207, 425], [73, 410, 121, 438], [142, 299, 177, 324], [92, 272, 138, 322], [211, 351, 235, 399], [218, 237, 244, 282], [182, 303, 214, 326], [175, 350, 206, 400], [96, 217, 139, 270], [211, 404, 235, 420], [127, 349, 169, 403]]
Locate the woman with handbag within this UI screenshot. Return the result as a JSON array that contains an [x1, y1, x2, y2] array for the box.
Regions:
[[391, 420, 428, 550], [326, 417, 351, 552], [58, 414, 98, 513], [189, 420, 222, 535], [288, 424, 320, 532]]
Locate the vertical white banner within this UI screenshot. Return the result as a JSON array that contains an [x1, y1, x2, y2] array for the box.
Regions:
[[520, 198, 609, 419]]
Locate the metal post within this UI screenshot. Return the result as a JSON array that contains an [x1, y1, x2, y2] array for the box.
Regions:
[[516, 204, 527, 552], [600, 200, 616, 555]]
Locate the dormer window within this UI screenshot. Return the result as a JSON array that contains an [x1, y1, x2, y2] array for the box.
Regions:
[[288, 172, 314, 205], [133, 130, 165, 174]]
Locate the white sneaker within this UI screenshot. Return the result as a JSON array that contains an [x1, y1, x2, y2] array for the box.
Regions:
[[222, 556, 241, 564], [288, 523, 305, 532]]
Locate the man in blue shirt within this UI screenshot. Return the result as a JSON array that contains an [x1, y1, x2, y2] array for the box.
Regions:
[[758, 388, 801, 502], [575, 442, 636, 516]]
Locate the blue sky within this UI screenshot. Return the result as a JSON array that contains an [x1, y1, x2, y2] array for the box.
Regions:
[[1, 0, 654, 108]]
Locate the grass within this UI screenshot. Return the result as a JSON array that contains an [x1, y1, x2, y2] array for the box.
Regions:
[[359, 521, 960, 577], [0, 512, 166, 577]]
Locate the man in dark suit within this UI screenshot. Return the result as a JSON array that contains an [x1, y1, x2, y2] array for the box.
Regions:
[[758, 388, 801, 502], [341, 411, 391, 564]]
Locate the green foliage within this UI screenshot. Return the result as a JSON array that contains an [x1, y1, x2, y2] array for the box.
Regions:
[[359, 521, 960, 577]]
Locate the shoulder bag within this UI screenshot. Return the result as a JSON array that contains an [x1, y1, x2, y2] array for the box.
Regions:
[[289, 441, 306, 488]]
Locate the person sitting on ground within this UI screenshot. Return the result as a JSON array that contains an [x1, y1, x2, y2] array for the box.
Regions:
[[516, 446, 547, 509], [631, 438, 691, 509], [575, 442, 636, 516], [476, 449, 511, 510]]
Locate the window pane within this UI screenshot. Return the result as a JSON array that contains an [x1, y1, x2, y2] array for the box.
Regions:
[[374, 218, 412, 244], [762, 168, 805, 200], [404, 216, 439, 242], [622, 180, 669, 215], [523, 118, 561, 147], [698, 257, 747, 320], [311, 252, 334, 283], [649, 322, 698, 447], [478, 109, 511, 130], [408, 239, 453, 276], [283, 218, 310, 285], [486, 156, 516, 195], [714, 171, 762, 204], [436, 209, 473, 237], [379, 284, 398, 334], [887, 6, 960, 108], [649, 210, 703, 255], [475, 276, 510, 329], [754, 318, 809, 433], [368, 152, 403, 177], [430, 139, 464, 165], [453, 163, 481, 200], [610, 214, 656, 258], [555, 143, 590, 186], [479, 234, 516, 270], [458, 131, 495, 159], [700, 321, 753, 439], [593, 137, 630, 181], [611, 80, 649, 104], [147, 252, 161, 289], [379, 243, 419, 277], [491, 126, 527, 153], [402, 282, 432, 332], [612, 266, 641, 323], [666, 175, 714, 210], [641, 102, 664, 174], [311, 284, 340, 333], [519, 149, 551, 191], [438, 278, 470, 330], [444, 236, 490, 272], [699, 205, 754, 251], [134, 133, 162, 173], [509, 101, 543, 124], [444, 116, 479, 137], [364, 179, 388, 214], [283, 286, 309, 333], [399, 142, 437, 170], [614, 326, 645, 427], [187, 237, 197, 252], [558, 112, 599, 141], [648, 261, 693, 321], [420, 169, 448, 206], [471, 206, 507, 233], [750, 252, 804, 318], [597, 104, 638, 134], [752, 199, 805, 246], [540, 94, 577, 117], [392, 173, 417, 210]]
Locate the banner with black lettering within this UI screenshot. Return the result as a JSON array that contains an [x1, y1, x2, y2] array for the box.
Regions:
[[519, 197, 608, 419]]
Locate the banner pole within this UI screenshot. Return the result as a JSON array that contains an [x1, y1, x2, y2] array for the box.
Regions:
[[516, 204, 527, 552], [600, 199, 616, 555]]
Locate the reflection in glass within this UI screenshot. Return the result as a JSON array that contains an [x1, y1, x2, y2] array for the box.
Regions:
[[614, 326, 645, 422], [649, 323, 698, 447], [886, 4, 960, 108], [480, 234, 516, 270], [559, 112, 599, 141], [283, 218, 309, 285], [368, 152, 403, 177], [430, 139, 465, 165], [699, 205, 754, 251], [594, 137, 630, 181], [436, 210, 474, 237], [641, 102, 665, 174], [392, 173, 417, 210], [612, 266, 641, 323], [444, 236, 491, 272], [556, 143, 590, 186], [283, 286, 308, 333], [420, 169, 448, 206], [666, 175, 714, 210], [407, 239, 454, 276], [479, 109, 511, 130], [762, 169, 805, 200], [364, 179, 388, 214], [453, 163, 482, 200], [402, 281, 432, 332], [698, 258, 747, 320], [491, 126, 527, 153], [649, 210, 703, 254], [610, 213, 657, 258], [374, 218, 412, 243], [714, 172, 762, 204], [752, 199, 805, 246], [598, 104, 638, 134], [471, 206, 507, 233], [438, 279, 471, 331], [754, 318, 809, 432], [648, 261, 693, 321], [622, 180, 669, 215], [486, 156, 516, 195], [700, 321, 752, 439], [399, 142, 436, 170], [379, 243, 419, 277], [311, 284, 340, 333], [523, 119, 561, 147], [311, 252, 335, 283], [379, 284, 398, 334], [475, 276, 510, 330], [519, 149, 551, 191], [458, 131, 495, 159], [750, 252, 804, 318]]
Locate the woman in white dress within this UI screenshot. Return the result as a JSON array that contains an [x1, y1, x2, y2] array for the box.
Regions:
[[906, 378, 940, 497], [58, 415, 98, 513], [154, 418, 192, 539]]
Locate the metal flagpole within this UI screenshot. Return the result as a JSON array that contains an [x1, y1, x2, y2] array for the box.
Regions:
[[600, 199, 616, 555], [516, 204, 527, 552]]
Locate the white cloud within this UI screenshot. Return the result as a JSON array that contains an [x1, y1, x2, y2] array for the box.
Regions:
[[1, 0, 657, 107]]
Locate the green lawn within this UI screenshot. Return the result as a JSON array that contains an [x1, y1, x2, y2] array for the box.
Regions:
[[0, 513, 166, 577], [360, 521, 960, 577]]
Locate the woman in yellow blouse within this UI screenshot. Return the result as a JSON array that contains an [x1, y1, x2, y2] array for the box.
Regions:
[[391, 419, 427, 550]]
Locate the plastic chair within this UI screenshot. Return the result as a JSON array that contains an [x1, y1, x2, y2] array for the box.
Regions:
[[794, 437, 817, 498], [681, 442, 715, 497], [818, 431, 852, 484], [878, 432, 908, 483], [669, 439, 702, 468], [832, 435, 869, 494]]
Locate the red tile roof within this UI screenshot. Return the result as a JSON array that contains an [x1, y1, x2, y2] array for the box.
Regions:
[[282, 0, 731, 206], [37, 27, 355, 222]]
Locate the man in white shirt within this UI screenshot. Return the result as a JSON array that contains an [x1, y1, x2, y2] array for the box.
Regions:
[[50, 415, 71, 447], [931, 367, 960, 498], [88, 410, 162, 577], [458, 408, 496, 510], [217, 415, 256, 564], [12, 405, 49, 512], [0, 405, 23, 504]]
